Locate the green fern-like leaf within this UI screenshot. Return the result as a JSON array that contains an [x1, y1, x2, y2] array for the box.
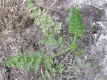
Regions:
[[57, 64, 64, 74], [75, 49, 84, 56], [54, 22, 62, 34], [27, 0, 62, 45], [70, 43, 78, 51], [6, 54, 19, 67], [32, 59, 40, 70], [45, 70, 51, 80], [42, 34, 57, 44], [6, 57, 18, 67], [68, 7, 85, 37], [6, 51, 44, 71], [51, 68, 57, 77], [17, 53, 27, 68], [25, 54, 34, 70], [32, 50, 44, 70], [56, 36, 63, 45], [44, 57, 53, 70], [38, 74, 46, 80]]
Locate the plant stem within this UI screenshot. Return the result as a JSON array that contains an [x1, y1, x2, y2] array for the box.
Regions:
[[55, 51, 72, 69], [58, 34, 70, 46], [50, 47, 70, 58], [73, 32, 77, 43]]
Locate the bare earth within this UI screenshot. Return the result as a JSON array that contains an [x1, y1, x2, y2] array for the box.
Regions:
[[0, 0, 107, 80]]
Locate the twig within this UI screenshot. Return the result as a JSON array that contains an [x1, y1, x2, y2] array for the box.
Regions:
[[47, 0, 58, 10]]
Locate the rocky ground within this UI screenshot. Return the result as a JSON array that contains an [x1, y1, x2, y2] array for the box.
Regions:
[[0, 0, 107, 80]]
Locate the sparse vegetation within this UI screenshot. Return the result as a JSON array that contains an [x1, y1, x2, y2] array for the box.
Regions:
[[6, 0, 85, 79]]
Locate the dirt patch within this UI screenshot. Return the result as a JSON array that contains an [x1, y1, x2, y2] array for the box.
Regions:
[[0, 0, 107, 80]]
